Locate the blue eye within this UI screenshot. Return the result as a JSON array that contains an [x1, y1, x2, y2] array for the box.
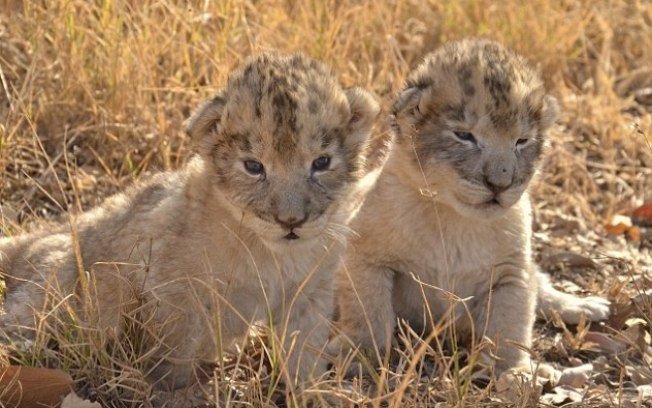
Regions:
[[244, 160, 264, 175], [312, 156, 331, 172], [453, 131, 477, 144]]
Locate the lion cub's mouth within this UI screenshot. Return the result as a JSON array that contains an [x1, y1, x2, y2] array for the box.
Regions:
[[486, 198, 500, 206], [476, 198, 502, 208], [284, 231, 300, 240]]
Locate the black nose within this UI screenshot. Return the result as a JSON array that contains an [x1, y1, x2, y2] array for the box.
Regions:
[[483, 176, 510, 194], [274, 214, 307, 230]]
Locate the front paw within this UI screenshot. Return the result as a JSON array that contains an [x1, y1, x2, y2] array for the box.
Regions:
[[326, 333, 357, 357], [495, 361, 560, 402], [559, 296, 611, 324], [326, 334, 374, 379]]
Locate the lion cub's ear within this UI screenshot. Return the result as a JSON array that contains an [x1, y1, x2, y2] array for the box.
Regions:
[[344, 87, 380, 146], [185, 94, 227, 148], [540, 94, 560, 131], [391, 86, 423, 117], [388, 86, 428, 139]]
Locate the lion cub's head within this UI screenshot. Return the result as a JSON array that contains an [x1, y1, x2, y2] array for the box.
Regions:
[[186, 53, 386, 247], [391, 39, 559, 219]]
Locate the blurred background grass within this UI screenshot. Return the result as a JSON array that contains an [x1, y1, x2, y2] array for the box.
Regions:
[[1, 0, 650, 229]]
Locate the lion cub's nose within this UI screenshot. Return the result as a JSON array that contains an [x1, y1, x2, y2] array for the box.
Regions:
[[274, 214, 308, 230], [483, 174, 511, 194]]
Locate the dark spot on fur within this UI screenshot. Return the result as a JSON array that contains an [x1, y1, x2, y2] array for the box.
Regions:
[[458, 64, 475, 97], [226, 133, 252, 152], [484, 73, 512, 107], [290, 55, 302, 67], [489, 108, 519, 129], [243, 64, 254, 80], [325, 128, 345, 147], [271, 91, 299, 134], [308, 98, 319, 114], [444, 104, 466, 122]]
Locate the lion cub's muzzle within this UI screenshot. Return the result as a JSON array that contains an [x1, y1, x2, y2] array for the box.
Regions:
[[274, 213, 309, 240]]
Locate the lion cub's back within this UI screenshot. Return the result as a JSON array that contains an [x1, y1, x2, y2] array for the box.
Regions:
[[0, 168, 187, 292]]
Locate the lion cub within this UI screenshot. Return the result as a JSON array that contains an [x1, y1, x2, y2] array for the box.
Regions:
[[332, 39, 609, 375], [0, 53, 389, 391]]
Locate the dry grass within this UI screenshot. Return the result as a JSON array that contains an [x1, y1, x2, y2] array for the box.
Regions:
[[0, 0, 651, 407]]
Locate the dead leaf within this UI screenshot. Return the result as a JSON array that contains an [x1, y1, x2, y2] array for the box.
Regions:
[[637, 384, 652, 402], [60, 392, 102, 408], [541, 385, 585, 404], [605, 214, 642, 241], [0, 366, 72, 408], [543, 252, 598, 269], [554, 333, 570, 358], [626, 226, 641, 241], [583, 332, 628, 354], [495, 369, 545, 404], [626, 365, 652, 386], [604, 214, 633, 235], [620, 320, 651, 350], [557, 364, 593, 388], [568, 357, 583, 367], [631, 201, 652, 227]]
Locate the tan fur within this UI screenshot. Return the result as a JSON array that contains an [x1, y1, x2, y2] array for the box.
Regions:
[[332, 39, 609, 374], [0, 52, 390, 391]]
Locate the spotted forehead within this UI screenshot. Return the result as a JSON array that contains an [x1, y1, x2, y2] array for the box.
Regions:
[[408, 40, 546, 131], [222, 53, 347, 154]]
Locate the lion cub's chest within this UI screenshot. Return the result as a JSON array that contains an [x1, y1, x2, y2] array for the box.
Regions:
[[395, 217, 500, 293], [203, 241, 338, 328], [384, 216, 511, 329]]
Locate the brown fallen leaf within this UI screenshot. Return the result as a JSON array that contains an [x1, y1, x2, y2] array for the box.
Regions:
[[605, 214, 641, 241], [0, 366, 72, 408], [626, 226, 641, 241], [605, 222, 631, 236], [582, 332, 628, 354], [543, 252, 598, 269], [631, 201, 652, 227]]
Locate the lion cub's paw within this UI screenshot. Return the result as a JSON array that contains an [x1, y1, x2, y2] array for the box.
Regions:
[[495, 361, 560, 402], [326, 335, 377, 379], [559, 296, 611, 324]]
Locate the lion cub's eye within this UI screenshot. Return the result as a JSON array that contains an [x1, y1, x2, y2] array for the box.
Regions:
[[311, 156, 331, 172], [243, 160, 265, 175], [453, 131, 477, 144], [516, 138, 529, 147]]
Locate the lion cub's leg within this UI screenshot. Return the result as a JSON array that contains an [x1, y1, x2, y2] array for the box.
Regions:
[[536, 271, 611, 324], [477, 267, 538, 374], [329, 261, 396, 356]]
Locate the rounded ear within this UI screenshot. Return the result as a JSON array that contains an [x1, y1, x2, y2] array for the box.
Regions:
[[388, 86, 427, 138], [344, 87, 380, 145], [540, 94, 560, 130], [391, 86, 423, 117], [184, 94, 226, 145]]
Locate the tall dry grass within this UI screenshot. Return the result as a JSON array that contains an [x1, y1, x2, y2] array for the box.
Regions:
[[0, 0, 651, 407], [1, 0, 649, 225]]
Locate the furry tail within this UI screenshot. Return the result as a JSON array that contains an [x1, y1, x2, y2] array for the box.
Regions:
[[536, 270, 611, 324]]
